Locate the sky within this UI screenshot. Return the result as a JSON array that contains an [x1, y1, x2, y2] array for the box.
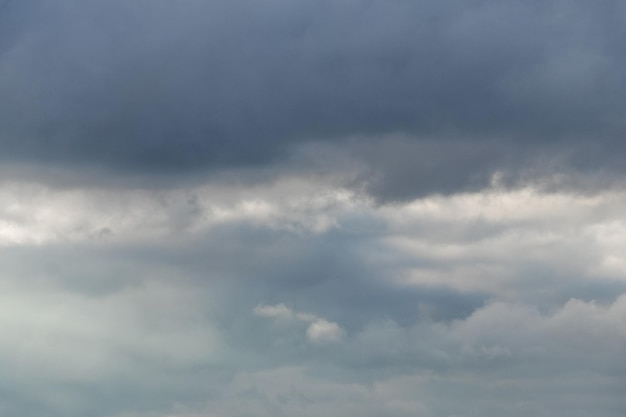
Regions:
[[0, 1, 625, 416]]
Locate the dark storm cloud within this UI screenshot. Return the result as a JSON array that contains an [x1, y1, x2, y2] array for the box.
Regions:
[[1, 0, 625, 195]]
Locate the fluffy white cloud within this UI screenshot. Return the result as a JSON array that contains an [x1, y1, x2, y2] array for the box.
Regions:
[[305, 319, 344, 344], [255, 303, 344, 344]]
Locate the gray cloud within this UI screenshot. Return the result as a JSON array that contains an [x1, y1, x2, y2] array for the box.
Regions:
[[2, 2, 626, 416], [0, 0, 625, 197], [1, 182, 625, 416]]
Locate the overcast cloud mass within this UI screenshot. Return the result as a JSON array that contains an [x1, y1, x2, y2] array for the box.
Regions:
[[0, 1, 625, 416]]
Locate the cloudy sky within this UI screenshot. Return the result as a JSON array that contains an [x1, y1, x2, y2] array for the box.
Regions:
[[1, 1, 625, 416]]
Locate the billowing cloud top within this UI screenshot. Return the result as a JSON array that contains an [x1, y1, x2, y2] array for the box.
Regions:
[[1, 1, 625, 417]]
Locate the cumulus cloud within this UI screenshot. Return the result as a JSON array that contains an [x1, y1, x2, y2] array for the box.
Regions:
[[305, 319, 344, 344], [255, 303, 344, 344]]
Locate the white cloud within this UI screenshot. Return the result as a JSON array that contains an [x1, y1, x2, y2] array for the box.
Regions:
[[255, 304, 344, 344], [0, 178, 363, 246], [253, 303, 293, 319], [306, 319, 344, 344]]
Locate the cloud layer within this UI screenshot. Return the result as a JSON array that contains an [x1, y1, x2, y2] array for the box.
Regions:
[[1, 1, 626, 416], [0, 178, 625, 416], [1, 0, 625, 197]]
